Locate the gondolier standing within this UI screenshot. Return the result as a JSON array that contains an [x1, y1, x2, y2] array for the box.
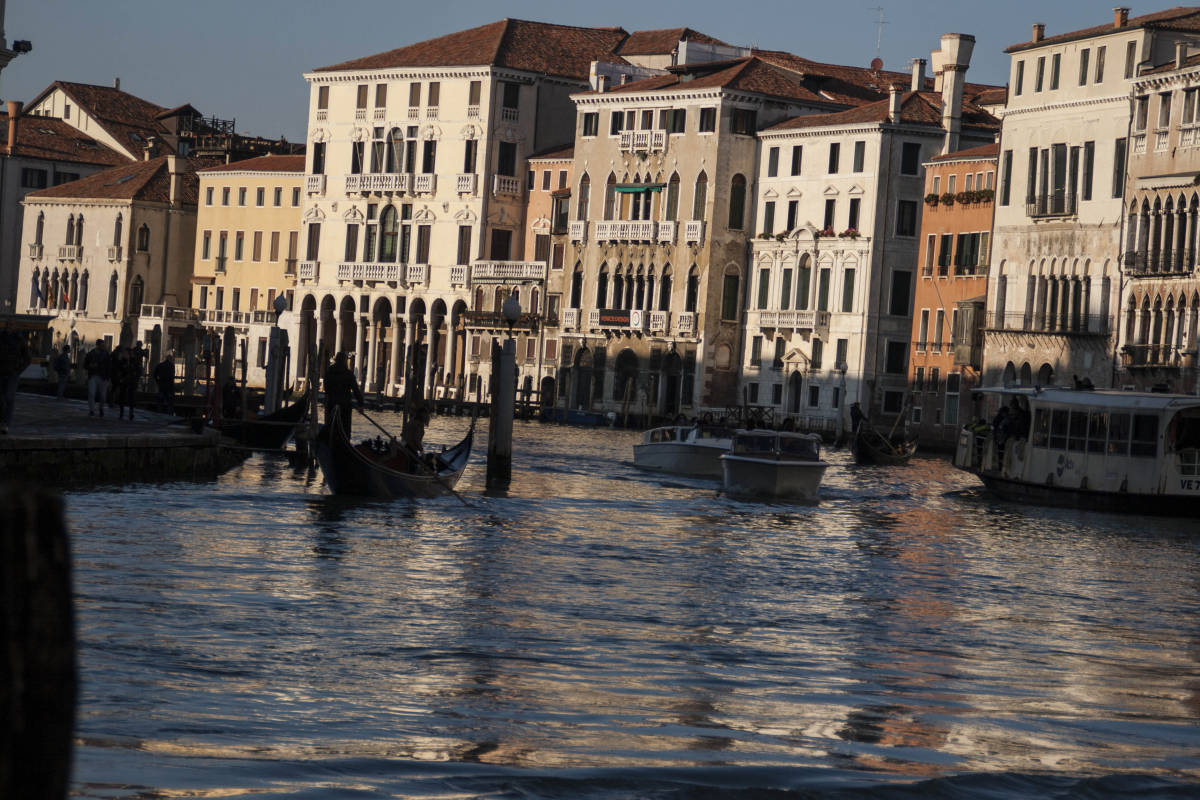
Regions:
[[850, 402, 867, 433], [323, 352, 363, 436]]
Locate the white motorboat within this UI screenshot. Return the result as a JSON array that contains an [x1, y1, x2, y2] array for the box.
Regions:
[[720, 430, 830, 501], [955, 387, 1200, 515], [633, 424, 734, 477]]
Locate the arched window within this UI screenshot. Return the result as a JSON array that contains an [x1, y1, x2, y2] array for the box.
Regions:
[[577, 174, 590, 220], [624, 272, 634, 310], [40, 271, 50, 309], [612, 267, 625, 309], [50, 270, 60, 309], [35, 213, 44, 246], [65, 214, 75, 245], [494, 286, 506, 313], [474, 287, 485, 311], [635, 269, 646, 309], [686, 266, 699, 312], [693, 171, 707, 220], [79, 270, 89, 311], [378, 206, 398, 262], [136, 223, 150, 252], [596, 265, 609, 308], [107, 271, 119, 314], [113, 213, 123, 247], [797, 253, 812, 310], [666, 173, 680, 221], [70, 271, 79, 310], [570, 263, 583, 309], [29, 268, 40, 308], [728, 174, 747, 229], [128, 275, 144, 315], [1138, 296, 1151, 344], [75, 215, 84, 247], [386, 128, 403, 172], [604, 173, 617, 220], [530, 287, 540, 315], [659, 266, 672, 311], [646, 270, 655, 311]]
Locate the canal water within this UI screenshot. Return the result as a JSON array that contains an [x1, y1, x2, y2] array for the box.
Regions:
[[66, 413, 1200, 798]]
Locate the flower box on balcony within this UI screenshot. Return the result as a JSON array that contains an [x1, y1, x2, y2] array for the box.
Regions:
[[925, 192, 940, 207], [940, 192, 956, 206]]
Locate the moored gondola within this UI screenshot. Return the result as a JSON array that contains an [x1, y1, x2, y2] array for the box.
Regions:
[[314, 407, 473, 498], [216, 390, 310, 451], [852, 425, 918, 465]]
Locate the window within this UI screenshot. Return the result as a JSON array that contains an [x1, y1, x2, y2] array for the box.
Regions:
[[918, 309, 930, 346], [231, 288, 240, 312], [767, 147, 780, 177], [582, 112, 599, 137], [665, 173, 679, 221], [762, 201, 775, 235], [1185, 89, 1199, 125], [817, 268, 830, 311], [889, 270, 911, 316], [1049, 52, 1061, 90], [311, 142, 325, 175], [409, 82, 420, 108], [938, 234, 953, 273], [273, 187, 282, 206], [252, 231, 262, 261], [721, 273, 739, 320], [221, 187, 230, 205], [1158, 92, 1172, 129], [823, 199, 835, 231], [852, 141, 865, 172], [416, 225, 431, 263], [610, 110, 623, 136], [1082, 141, 1094, 201], [463, 139, 478, 173], [835, 339, 848, 371], [469, 80, 481, 107], [356, 84, 368, 109], [847, 198, 860, 231], [205, 187, 214, 205], [1125, 40, 1137, 80], [731, 108, 756, 135], [750, 335, 762, 365], [305, 223, 320, 260], [1035, 56, 1045, 92], [666, 108, 686, 134], [256, 187, 265, 207], [458, 225, 472, 265], [841, 268, 855, 313], [427, 82, 439, 107], [202, 231, 211, 260], [1096, 46, 1106, 82], [900, 142, 921, 175], [1079, 48, 1090, 86], [809, 385, 821, 407], [235, 231, 245, 260], [421, 140, 436, 173], [699, 107, 716, 132], [933, 309, 945, 348], [498, 141, 517, 176], [292, 187, 301, 206], [317, 85, 329, 109], [215, 287, 224, 311], [786, 200, 798, 232], [541, 170, 551, 191], [1112, 138, 1126, 198], [1015, 60, 1025, 95], [134, 223, 148, 252], [693, 172, 707, 219], [375, 83, 387, 108], [885, 341, 908, 374], [350, 140, 364, 174], [790, 145, 803, 175], [1000, 149, 1013, 205], [502, 82, 520, 110], [811, 339, 823, 370], [270, 231, 280, 261], [780, 268, 792, 310], [896, 200, 918, 236], [828, 142, 840, 173], [796, 257, 811, 310], [756, 268, 770, 309]]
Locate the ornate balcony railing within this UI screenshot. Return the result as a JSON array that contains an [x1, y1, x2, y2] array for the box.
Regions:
[[1026, 192, 1077, 218], [456, 173, 477, 194], [1132, 132, 1147, 154], [107, 245, 123, 261], [676, 311, 696, 335], [501, 107, 519, 123], [467, 105, 480, 119], [373, 108, 386, 121], [413, 173, 436, 193], [1155, 128, 1170, 152], [494, 175, 521, 196], [684, 220, 705, 245], [1122, 343, 1188, 368], [345, 173, 411, 194], [1182, 124, 1200, 148], [594, 220, 656, 242], [649, 310, 669, 333], [354, 109, 367, 121], [449, 265, 467, 285], [1123, 250, 1194, 276], [426, 106, 439, 119], [306, 174, 326, 194], [618, 130, 666, 153], [337, 262, 403, 282], [140, 304, 201, 323], [562, 308, 580, 330], [657, 220, 676, 244], [752, 309, 831, 331], [587, 309, 601, 328], [298, 260, 318, 280], [58, 245, 81, 261], [315, 110, 328, 122], [404, 264, 427, 285], [471, 261, 546, 282], [568, 220, 588, 242], [28, 243, 43, 260], [985, 311, 1112, 336]]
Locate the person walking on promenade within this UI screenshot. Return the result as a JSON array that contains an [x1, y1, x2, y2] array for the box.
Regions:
[[112, 345, 138, 420], [323, 351, 363, 436], [154, 354, 176, 415], [53, 345, 72, 400], [0, 323, 32, 434], [83, 340, 111, 417]]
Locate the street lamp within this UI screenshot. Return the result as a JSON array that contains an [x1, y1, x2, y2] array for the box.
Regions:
[[502, 293, 521, 339]]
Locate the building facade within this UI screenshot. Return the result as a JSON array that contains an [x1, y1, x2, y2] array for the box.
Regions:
[[908, 144, 997, 447]]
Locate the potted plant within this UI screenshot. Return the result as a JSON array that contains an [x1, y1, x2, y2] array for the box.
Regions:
[[775, 232, 788, 242], [818, 226, 836, 238], [839, 227, 860, 239], [940, 191, 956, 206], [955, 191, 972, 205], [925, 192, 940, 206], [975, 188, 995, 203]]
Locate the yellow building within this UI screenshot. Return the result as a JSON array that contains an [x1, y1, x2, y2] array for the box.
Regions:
[[189, 154, 305, 386]]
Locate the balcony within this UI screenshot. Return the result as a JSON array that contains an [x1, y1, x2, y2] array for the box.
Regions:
[[467, 105, 480, 119], [140, 304, 201, 323], [1132, 132, 1147, 155], [753, 309, 831, 331], [107, 245, 123, 261], [562, 308, 580, 330], [684, 220, 705, 245], [501, 106, 519, 123], [426, 106, 439, 119], [985, 311, 1112, 336], [587, 309, 601, 328], [657, 220, 676, 244], [629, 309, 648, 332], [649, 310, 669, 333], [1026, 192, 1077, 218], [1182, 124, 1200, 148], [284, 258, 297, 276], [214, 256, 227, 274], [471, 261, 546, 282], [456, 173, 478, 194], [568, 220, 588, 242], [405, 263, 427, 285], [306, 174, 326, 194], [337, 262, 402, 282], [28, 243, 43, 260], [463, 311, 539, 330], [494, 175, 522, 196], [595, 220, 657, 242], [355, 108, 367, 121], [373, 108, 386, 121], [345, 173, 410, 194], [676, 311, 696, 336], [1122, 343, 1188, 368], [1123, 250, 1194, 277], [58, 245, 81, 261], [316, 110, 328, 122], [298, 260, 318, 280], [618, 130, 666, 153], [1155, 128, 1170, 152], [413, 173, 436, 193]]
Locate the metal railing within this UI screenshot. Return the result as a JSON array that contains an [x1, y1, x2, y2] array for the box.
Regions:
[[1026, 192, 1077, 218]]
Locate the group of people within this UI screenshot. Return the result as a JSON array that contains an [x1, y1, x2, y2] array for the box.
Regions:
[[80, 340, 147, 419]]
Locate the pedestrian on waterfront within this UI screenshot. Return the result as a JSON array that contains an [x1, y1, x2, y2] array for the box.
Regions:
[[153, 353, 176, 415], [83, 339, 111, 417], [323, 351, 363, 436], [54, 345, 72, 400], [131, 341, 147, 390], [112, 345, 138, 420], [0, 323, 32, 434]]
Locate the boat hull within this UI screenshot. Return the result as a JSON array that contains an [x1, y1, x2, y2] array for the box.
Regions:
[[217, 392, 309, 451], [968, 469, 1200, 516], [633, 441, 726, 477], [853, 429, 916, 465], [721, 455, 829, 501]]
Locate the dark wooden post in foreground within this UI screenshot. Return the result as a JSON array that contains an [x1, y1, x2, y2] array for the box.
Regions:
[[486, 337, 516, 490], [0, 486, 75, 798]]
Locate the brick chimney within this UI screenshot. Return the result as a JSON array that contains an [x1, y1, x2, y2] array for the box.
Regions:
[[1178, 41, 1189, 69], [1032, 23, 1045, 42], [143, 135, 159, 161], [937, 33, 975, 155], [6, 100, 21, 154], [889, 83, 903, 122], [1115, 7, 1130, 28], [166, 155, 182, 204], [911, 58, 927, 92]]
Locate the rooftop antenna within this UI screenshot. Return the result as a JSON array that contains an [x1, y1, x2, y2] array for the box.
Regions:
[[871, 6, 888, 62]]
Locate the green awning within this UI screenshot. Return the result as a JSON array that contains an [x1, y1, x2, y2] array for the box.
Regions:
[[614, 184, 663, 193]]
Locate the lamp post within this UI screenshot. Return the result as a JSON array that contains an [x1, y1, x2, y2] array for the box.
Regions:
[[486, 294, 520, 490]]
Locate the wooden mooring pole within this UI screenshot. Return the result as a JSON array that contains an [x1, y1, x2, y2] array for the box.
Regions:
[[1, 486, 75, 798], [486, 338, 516, 490]]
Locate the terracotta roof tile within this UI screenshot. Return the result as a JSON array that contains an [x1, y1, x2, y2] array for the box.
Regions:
[[764, 91, 999, 133], [1006, 7, 1200, 53], [618, 27, 726, 56], [197, 154, 306, 173], [27, 156, 198, 204], [48, 81, 177, 157], [0, 113, 127, 167], [929, 142, 1000, 162], [598, 57, 848, 106], [316, 19, 634, 80], [527, 144, 574, 160]]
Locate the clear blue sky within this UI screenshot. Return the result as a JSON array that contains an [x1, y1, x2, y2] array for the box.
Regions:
[[1, 1, 1131, 142]]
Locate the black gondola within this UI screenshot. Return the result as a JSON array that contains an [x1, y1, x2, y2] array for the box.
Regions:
[[216, 390, 310, 451], [314, 407, 474, 498], [852, 425, 918, 465]]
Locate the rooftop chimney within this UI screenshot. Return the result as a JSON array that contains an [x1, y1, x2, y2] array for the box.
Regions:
[[937, 33, 975, 155], [1032, 23, 1045, 43], [166, 155, 182, 205], [143, 135, 158, 161], [889, 83, 903, 122], [1178, 41, 1189, 69], [911, 58, 927, 92], [597, 74, 609, 93], [114, 77, 121, 91], [1115, 7, 1130, 28], [6, 100, 21, 154]]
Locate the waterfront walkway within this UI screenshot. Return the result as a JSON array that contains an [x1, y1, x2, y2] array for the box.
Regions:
[[0, 392, 230, 484]]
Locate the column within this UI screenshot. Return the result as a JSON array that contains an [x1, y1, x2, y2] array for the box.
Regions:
[[404, 316, 417, 398], [365, 317, 379, 392], [422, 314, 437, 400], [316, 310, 327, 360], [1138, 205, 1151, 268], [387, 313, 403, 392], [446, 306, 459, 397]]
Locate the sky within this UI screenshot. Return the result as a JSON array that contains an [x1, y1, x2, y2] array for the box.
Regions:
[[0, 1, 1139, 142]]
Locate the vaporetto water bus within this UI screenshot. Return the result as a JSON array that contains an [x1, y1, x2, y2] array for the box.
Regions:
[[955, 387, 1200, 514]]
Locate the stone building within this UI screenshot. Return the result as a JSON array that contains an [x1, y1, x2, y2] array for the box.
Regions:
[[983, 7, 1200, 389], [908, 143, 998, 448], [291, 19, 696, 402]]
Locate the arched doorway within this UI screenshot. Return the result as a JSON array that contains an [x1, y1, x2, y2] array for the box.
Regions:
[[1037, 363, 1054, 386], [1019, 362, 1032, 386], [661, 351, 682, 417], [1002, 361, 1016, 387], [573, 347, 593, 409], [788, 371, 803, 414], [613, 348, 639, 404], [540, 375, 556, 407]]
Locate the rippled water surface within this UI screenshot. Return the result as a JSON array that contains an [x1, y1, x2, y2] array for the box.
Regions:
[[65, 414, 1200, 798]]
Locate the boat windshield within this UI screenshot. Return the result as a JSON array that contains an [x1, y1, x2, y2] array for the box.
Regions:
[[732, 434, 777, 455], [695, 425, 734, 440], [1168, 408, 1200, 476], [779, 436, 820, 459]]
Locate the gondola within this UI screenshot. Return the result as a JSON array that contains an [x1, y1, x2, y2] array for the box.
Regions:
[[852, 424, 918, 465], [216, 390, 310, 451], [314, 407, 474, 498]]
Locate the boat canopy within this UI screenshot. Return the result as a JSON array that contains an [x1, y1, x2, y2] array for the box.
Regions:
[[973, 387, 1200, 413]]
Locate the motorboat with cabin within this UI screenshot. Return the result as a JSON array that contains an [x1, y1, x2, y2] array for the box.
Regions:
[[633, 424, 734, 477], [720, 430, 830, 501], [955, 387, 1200, 515]]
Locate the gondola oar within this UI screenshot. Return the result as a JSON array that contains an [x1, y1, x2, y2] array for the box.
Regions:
[[354, 405, 472, 507]]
